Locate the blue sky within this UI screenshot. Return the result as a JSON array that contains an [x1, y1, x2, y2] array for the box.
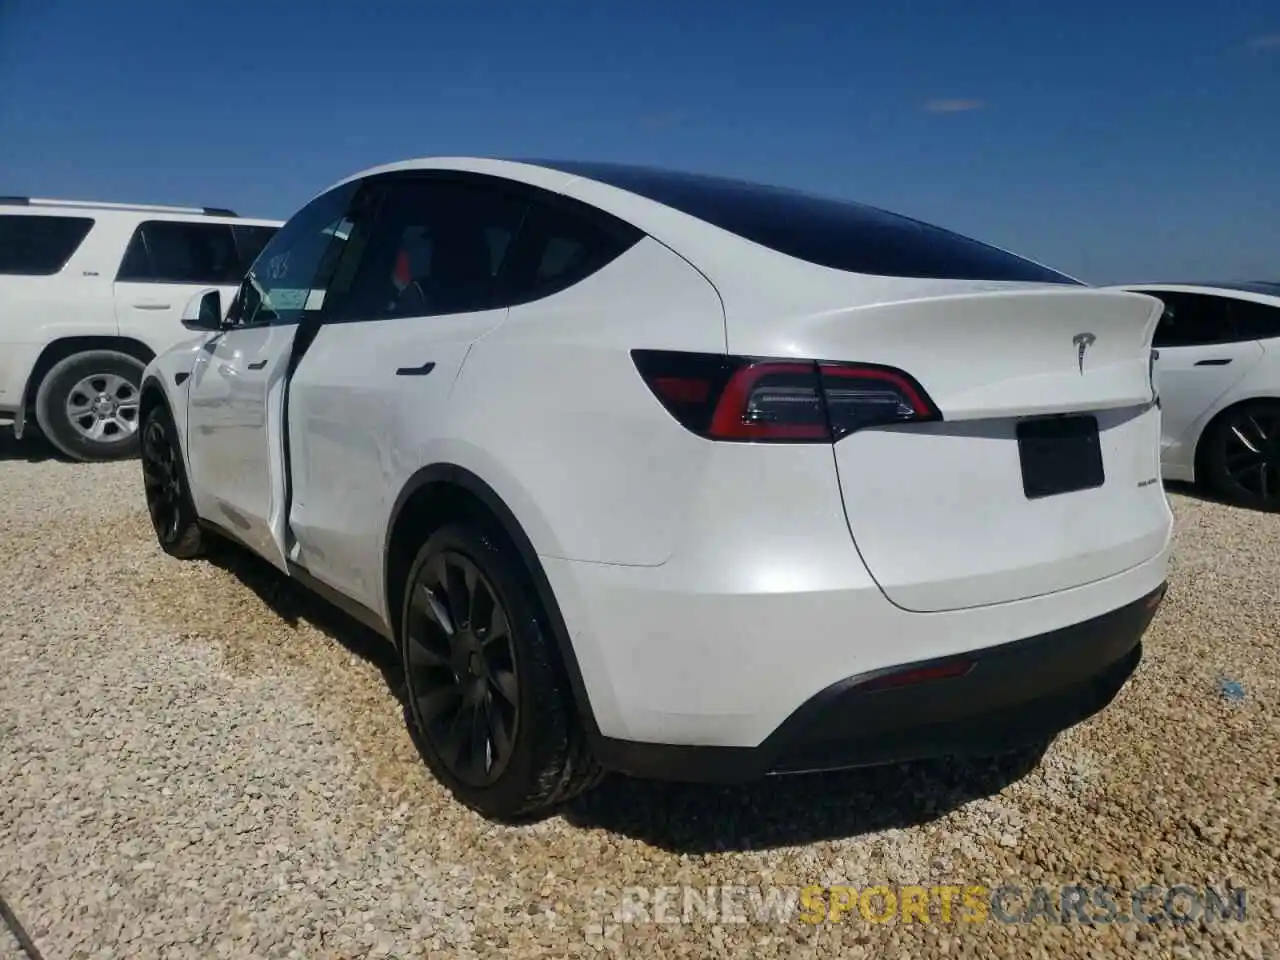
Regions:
[[1, 0, 1277, 283]]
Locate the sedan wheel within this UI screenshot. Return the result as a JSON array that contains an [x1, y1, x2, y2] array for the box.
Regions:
[[1205, 401, 1280, 511]]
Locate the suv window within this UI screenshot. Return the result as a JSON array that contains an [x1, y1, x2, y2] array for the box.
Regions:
[[116, 221, 242, 285], [232, 225, 278, 271], [1150, 292, 1238, 347], [330, 178, 529, 320], [230, 182, 362, 327], [0, 214, 95, 275], [526, 160, 1080, 285]]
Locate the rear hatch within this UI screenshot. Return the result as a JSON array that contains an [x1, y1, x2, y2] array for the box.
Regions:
[[818, 288, 1170, 612]]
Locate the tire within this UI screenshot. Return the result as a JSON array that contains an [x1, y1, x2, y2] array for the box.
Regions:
[[1202, 400, 1280, 512], [140, 402, 205, 559], [34, 350, 146, 462], [399, 522, 602, 820]]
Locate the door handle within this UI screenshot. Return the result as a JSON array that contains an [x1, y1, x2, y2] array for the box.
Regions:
[[395, 361, 436, 376], [133, 302, 172, 310], [247, 359, 268, 370], [1194, 358, 1232, 366]]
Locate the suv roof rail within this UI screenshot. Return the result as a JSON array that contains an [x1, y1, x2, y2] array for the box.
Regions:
[[0, 196, 238, 217]]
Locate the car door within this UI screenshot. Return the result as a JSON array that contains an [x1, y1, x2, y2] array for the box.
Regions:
[[113, 220, 245, 352], [184, 181, 364, 569], [283, 174, 533, 616], [1149, 291, 1266, 451]]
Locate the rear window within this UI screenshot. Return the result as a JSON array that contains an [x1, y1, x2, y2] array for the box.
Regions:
[[0, 214, 95, 275], [233, 224, 279, 271], [116, 221, 242, 285], [530, 161, 1080, 285]]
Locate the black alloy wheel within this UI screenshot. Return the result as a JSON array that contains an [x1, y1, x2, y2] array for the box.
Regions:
[[1205, 401, 1280, 511], [140, 406, 205, 558], [398, 523, 604, 819], [403, 549, 521, 787]]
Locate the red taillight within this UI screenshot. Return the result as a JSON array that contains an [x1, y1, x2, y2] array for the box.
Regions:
[[632, 349, 940, 442], [709, 361, 829, 440], [855, 658, 975, 692]]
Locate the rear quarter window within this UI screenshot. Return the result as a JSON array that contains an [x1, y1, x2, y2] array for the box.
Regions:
[[531, 161, 1081, 285], [1229, 299, 1280, 342], [0, 214, 95, 275]]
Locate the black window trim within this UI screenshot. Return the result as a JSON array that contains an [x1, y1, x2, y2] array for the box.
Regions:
[[0, 213, 96, 276], [317, 169, 645, 325]]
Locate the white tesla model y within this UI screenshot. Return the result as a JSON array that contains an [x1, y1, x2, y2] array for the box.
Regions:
[[139, 158, 1173, 819]]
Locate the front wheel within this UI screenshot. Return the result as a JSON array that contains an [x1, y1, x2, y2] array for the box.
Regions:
[[140, 403, 205, 559], [1202, 400, 1280, 512], [33, 350, 146, 461], [399, 523, 602, 820]]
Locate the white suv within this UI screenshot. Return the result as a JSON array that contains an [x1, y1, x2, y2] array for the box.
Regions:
[[139, 158, 1173, 820], [0, 197, 281, 460]]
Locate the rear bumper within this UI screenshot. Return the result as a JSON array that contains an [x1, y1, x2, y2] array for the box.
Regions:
[[592, 583, 1166, 783]]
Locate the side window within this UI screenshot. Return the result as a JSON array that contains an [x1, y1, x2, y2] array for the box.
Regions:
[[499, 197, 641, 305], [0, 214, 94, 275], [1227, 299, 1280, 342], [231, 225, 278, 274], [229, 182, 362, 328], [330, 178, 529, 321], [1150, 293, 1237, 348], [116, 221, 240, 284]]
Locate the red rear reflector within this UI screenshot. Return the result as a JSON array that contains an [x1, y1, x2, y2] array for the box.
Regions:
[[652, 376, 713, 405], [856, 658, 975, 692]]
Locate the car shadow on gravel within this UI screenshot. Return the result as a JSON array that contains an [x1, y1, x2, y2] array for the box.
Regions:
[[0, 425, 61, 462], [201, 538, 406, 697], [562, 746, 1047, 853], [198, 536, 1049, 852], [1163, 479, 1253, 511]]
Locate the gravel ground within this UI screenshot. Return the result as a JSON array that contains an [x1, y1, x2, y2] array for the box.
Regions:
[[1, 923, 25, 960], [1, 424, 1277, 959]]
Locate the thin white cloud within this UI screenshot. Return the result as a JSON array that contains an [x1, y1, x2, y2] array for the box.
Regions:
[[1246, 32, 1280, 50], [922, 98, 986, 114]]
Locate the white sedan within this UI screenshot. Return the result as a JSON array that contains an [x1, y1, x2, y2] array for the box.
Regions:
[[138, 158, 1172, 819], [1114, 282, 1280, 511]]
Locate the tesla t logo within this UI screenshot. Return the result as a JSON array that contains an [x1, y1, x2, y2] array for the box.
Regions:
[[1073, 332, 1097, 374]]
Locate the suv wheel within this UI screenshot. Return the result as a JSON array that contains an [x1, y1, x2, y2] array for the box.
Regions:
[[140, 403, 205, 558], [34, 350, 146, 461], [400, 523, 602, 820]]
